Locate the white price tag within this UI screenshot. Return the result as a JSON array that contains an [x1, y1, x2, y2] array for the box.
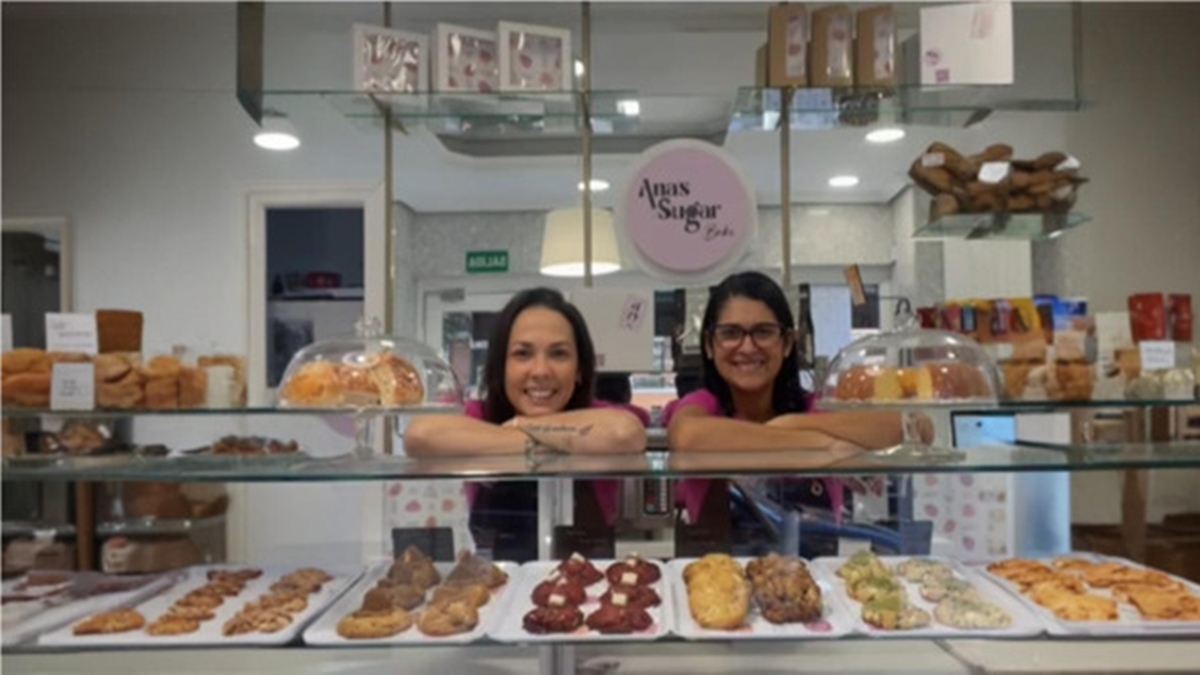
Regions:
[[985, 342, 1015, 361], [50, 362, 95, 411], [1139, 341, 1176, 371], [921, 152, 946, 168], [45, 313, 98, 355], [978, 161, 1011, 184], [1054, 155, 1081, 172], [1, 314, 11, 352]]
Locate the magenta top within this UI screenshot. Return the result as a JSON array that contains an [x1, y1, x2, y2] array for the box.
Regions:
[[462, 399, 648, 526], [664, 388, 843, 523]]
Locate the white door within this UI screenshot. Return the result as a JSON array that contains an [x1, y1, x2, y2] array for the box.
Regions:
[[423, 291, 512, 400]]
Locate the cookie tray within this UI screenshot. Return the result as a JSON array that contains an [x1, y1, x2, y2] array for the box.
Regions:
[[39, 565, 361, 648], [668, 557, 852, 641], [489, 559, 673, 644], [811, 556, 1046, 639], [3, 573, 180, 647], [302, 560, 520, 646], [971, 553, 1200, 637]]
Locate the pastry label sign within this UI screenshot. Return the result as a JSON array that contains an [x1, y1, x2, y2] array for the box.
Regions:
[[51, 362, 96, 411], [1139, 340, 1176, 371], [1, 314, 11, 352], [45, 313, 99, 355], [618, 139, 757, 280]]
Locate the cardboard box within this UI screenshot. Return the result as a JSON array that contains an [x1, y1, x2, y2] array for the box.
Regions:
[[755, 42, 769, 88], [920, 1, 1014, 85], [810, 4, 854, 87], [855, 5, 896, 87], [768, 4, 808, 86]]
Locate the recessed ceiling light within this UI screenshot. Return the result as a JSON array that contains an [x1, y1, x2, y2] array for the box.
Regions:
[[253, 113, 300, 151], [828, 175, 860, 188], [616, 99, 640, 117], [574, 59, 585, 78], [577, 179, 610, 192], [866, 127, 906, 143]]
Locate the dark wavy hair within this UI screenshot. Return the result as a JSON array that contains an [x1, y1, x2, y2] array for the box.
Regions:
[[701, 271, 808, 417], [481, 287, 596, 424]]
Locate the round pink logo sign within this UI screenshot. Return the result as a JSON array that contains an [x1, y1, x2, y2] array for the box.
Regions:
[[618, 140, 757, 279]]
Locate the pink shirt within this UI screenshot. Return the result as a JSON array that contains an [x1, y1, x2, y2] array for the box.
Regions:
[[664, 388, 843, 523], [463, 399, 648, 526]]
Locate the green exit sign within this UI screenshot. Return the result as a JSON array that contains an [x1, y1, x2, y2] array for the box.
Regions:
[[466, 250, 509, 274]]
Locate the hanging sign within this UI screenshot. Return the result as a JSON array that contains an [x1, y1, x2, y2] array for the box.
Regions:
[[616, 139, 757, 282]]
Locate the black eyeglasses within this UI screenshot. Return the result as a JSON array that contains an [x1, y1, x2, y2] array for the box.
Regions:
[[710, 323, 788, 348]]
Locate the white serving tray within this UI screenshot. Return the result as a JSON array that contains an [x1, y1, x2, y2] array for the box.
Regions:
[[489, 559, 672, 644], [303, 559, 520, 646], [3, 573, 180, 646], [668, 557, 852, 641], [39, 565, 361, 648], [811, 555, 1045, 639], [971, 553, 1200, 637]]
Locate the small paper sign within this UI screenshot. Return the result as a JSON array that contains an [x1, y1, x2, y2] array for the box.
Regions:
[[1, 314, 11, 352], [50, 362, 96, 411], [921, 153, 945, 168], [978, 161, 1011, 184], [45, 313, 98, 355], [1139, 340, 1176, 371]]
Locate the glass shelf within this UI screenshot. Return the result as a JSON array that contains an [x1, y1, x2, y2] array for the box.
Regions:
[[5, 442, 1200, 483], [95, 514, 225, 537], [729, 86, 1083, 132], [265, 89, 642, 137], [914, 211, 1092, 241], [1, 521, 76, 537], [0, 404, 462, 420]]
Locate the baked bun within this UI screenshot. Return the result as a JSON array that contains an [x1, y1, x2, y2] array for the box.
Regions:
[[2, 372, 51, 407], [278, 353, 425, 407], [2, 348, 49, 376]]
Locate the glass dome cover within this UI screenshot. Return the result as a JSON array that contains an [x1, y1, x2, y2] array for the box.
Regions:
[[818, 320, 1001, 409], [277, 318, 461, 409]]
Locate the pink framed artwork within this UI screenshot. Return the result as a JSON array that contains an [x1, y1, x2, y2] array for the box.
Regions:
[[497, 21, 572, 92], [352, 23, 429, 93], [432, 23, 499, 94]]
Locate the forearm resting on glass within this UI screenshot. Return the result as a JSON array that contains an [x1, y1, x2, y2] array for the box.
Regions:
[[668, 415, 851, 453], [766, 411, 910, 448], [514, 409, 646, 454]]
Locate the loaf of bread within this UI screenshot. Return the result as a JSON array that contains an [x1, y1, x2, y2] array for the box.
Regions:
[[2, 348, 50, 376], [2, 372, 52, 407], [178, 366, 207, 408], [144, 377, 179, 410]]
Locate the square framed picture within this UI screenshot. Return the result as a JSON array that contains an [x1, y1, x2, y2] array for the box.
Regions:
[[432, 23, 499, 94], [497, 21, 572, 92], [352, 23, 429, 93]]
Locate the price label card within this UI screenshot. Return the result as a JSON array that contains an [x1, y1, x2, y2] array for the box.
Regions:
[[1, 314, 11, 352], [45, 313, 98, 355], [50, 362, 95, 411], [979, 161, 1011, 184], [1139, 340, 1176, 371]]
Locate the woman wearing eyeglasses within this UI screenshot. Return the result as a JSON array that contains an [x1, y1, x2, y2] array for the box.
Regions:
[[665, 270, 903, 453]]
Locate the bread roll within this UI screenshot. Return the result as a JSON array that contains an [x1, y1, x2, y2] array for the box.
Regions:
[[141, 355, 182, 380], [916, 362, 992, 400], [2, 373, 51, 407], [97, 380, 144, 409], [374, 353, 425, 406], [2, 348, 49, 376], [93, 353, 135, 383], [178, 367, 207, 408], [279, 361, 340, 407], [144, 377, 179, 410]]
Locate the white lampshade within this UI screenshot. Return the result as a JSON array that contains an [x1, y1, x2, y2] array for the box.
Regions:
[[253, 114, 300, 151], [540, 207, 621, 277]]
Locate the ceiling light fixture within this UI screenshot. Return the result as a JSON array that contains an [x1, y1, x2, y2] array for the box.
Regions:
[[541, 208, 621, 277], [865, 127, 906, 143], [574, 59, 585, 78], [577, 179, 610, 193], [828, 175, 860, 188], [253, 111, 300, 151]]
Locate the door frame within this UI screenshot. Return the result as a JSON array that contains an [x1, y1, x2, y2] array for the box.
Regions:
[[245, 183, 386, 406], [2, 216, 73, 313]]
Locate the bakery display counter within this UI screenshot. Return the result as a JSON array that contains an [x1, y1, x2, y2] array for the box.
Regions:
[[5, 441, 1200, 483], [94, 514, 225, 537]]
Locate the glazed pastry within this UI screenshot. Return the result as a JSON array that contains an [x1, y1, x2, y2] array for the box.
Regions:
[[279, 362, 342, 407], [246, 592, 308, 615], [73, 609, 145, 635], [585, 601, 653, 634], [837, 551, 888, 584], [444, 551, 507, 589], [600, 584, 661, 610], [848, 575, 904, 604], [556, 552, 604, 586], [165, 605, 216, 622], [933, 596, 1012, 629], [687, 573, 751, 631], [531, 577, 587, 607], [862, 596, 931, 631], [897, 558, 954, 583], [683, 554, 742, 584], [417, 599, 479, 637], [363, 584, 425, 612], [522, 606, 584, 634], [337, 608, 413, 639], [749, 556, 823, 624], [146, 615, 201, 636], [919, 577, 979, 603], [387, 558, 440, 591], [430, 583, 490, 609], [604, 556, 660, 586]]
